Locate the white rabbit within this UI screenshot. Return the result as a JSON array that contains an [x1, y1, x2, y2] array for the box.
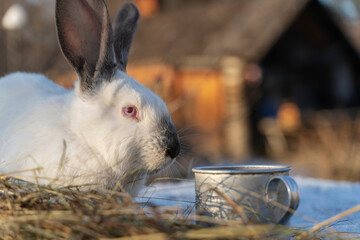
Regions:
[[0, 0, 180, 195]]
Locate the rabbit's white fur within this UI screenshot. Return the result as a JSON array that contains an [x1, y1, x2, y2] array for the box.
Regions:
[[0, 1, 180, 195], [0, 71, 175, 193]]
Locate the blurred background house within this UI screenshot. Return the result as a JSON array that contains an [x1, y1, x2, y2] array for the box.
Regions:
[[2, 0, 360, 181]]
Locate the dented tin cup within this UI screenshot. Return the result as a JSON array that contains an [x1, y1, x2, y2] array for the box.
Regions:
[[192, 165, 300, 224]]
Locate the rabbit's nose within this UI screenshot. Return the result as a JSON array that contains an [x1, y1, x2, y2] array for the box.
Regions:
[[166, 131, 180, 159]]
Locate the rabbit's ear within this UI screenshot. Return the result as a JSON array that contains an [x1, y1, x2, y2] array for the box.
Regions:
[[113, 2, 140, 72], [56, 0, 116, 93]]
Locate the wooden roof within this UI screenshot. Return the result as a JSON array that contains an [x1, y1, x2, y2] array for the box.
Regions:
[[129, 0, 358, 65], [130, 0, 308, 64]]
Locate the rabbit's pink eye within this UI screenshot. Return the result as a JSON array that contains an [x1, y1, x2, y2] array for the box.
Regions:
[[125, 107, 135, 115], [122, 106, 139, 121]]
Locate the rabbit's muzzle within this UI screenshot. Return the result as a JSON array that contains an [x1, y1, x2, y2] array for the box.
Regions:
[[137, 118, 180, 174], [162, 118, 180, 160], [165, 129, 180, 159]]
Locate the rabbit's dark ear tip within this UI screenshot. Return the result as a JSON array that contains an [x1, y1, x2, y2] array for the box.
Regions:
[[121, 2, 140, 17]]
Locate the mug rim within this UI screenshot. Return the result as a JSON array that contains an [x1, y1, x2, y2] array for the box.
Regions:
[[192, 164, 291, 174]]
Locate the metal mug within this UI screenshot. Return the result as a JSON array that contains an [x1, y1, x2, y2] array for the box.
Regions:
[[192, 165, 300, 224]]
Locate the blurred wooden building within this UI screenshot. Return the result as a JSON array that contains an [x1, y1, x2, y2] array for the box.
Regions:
[[126, 0, 360, 159]]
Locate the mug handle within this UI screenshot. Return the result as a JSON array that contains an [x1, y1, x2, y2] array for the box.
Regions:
[[265, 175, 300, 224]]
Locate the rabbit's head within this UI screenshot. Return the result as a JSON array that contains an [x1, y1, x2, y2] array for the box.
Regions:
[[56, 0, 180, 181]]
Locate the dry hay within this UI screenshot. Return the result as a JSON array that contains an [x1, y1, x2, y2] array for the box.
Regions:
[[0, 176, 356, 240]]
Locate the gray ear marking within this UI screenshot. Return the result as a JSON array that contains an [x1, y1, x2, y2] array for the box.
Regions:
[[56, 0, 116, 93], [113, 2, 140, 72]]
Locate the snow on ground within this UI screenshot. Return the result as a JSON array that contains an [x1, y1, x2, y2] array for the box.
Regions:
[[136, 176, 360, 233], [291, 176, 360, 233]]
